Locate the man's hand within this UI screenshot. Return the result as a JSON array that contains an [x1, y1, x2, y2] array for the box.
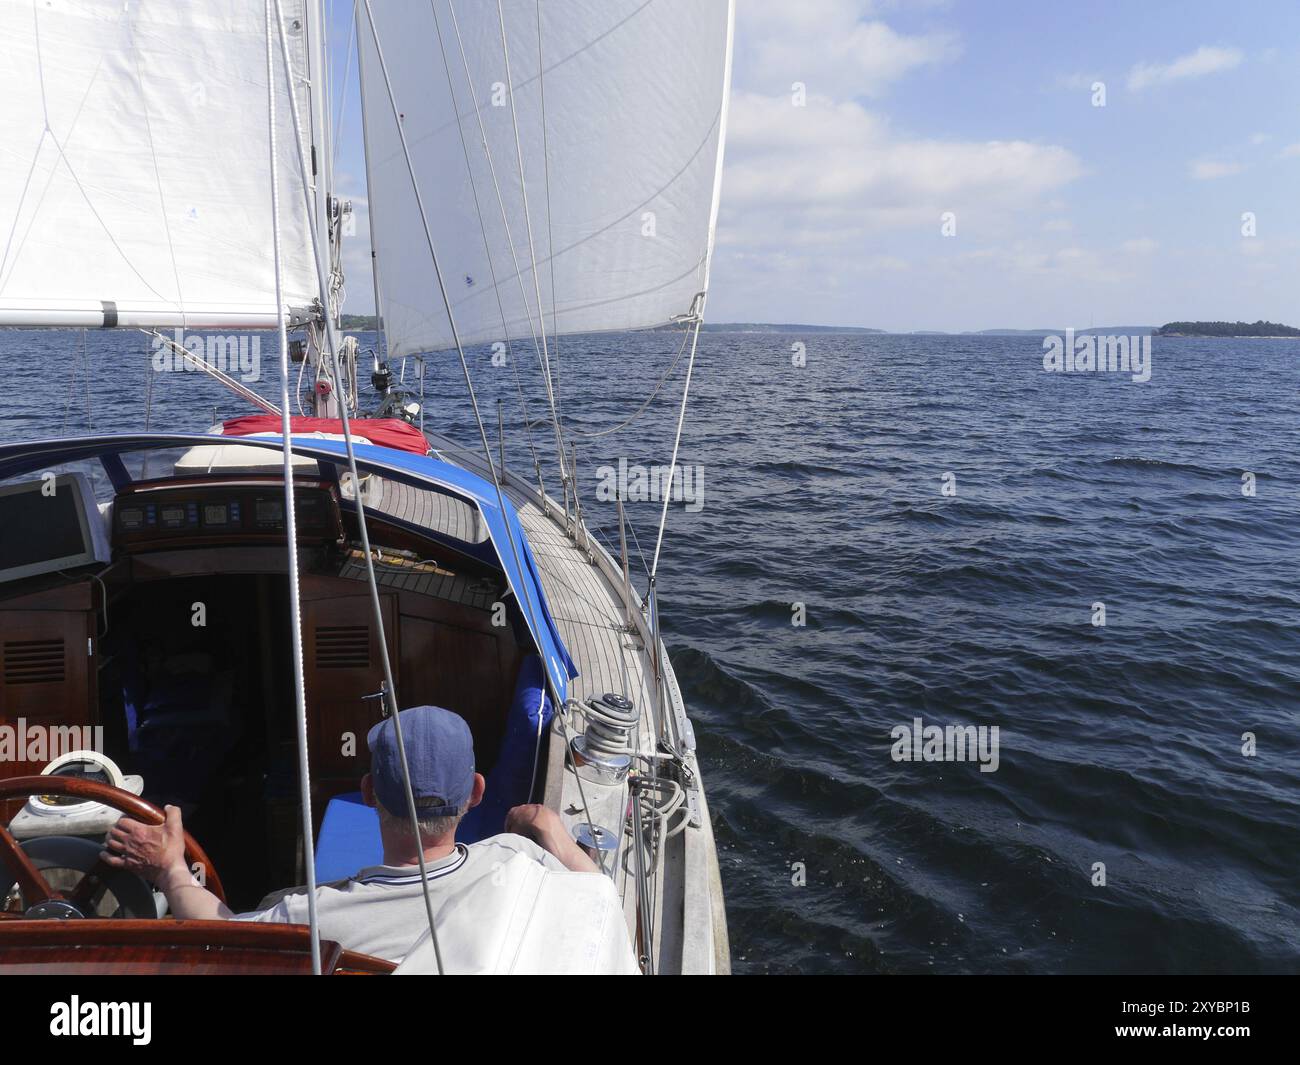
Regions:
[[506, 803, 598, 873], [101, 806, 232, 920], [505, 803, 558, 841], [102, 806, 191, 892]]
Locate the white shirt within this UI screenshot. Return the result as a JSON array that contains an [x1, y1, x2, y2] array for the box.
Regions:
[[234, 832, 567, 965]]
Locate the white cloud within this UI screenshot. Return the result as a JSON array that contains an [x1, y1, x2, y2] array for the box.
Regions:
[[1127, 46, 1243, 91], [722, 92, 1083, 245], [1279, 143, 1300, 158], [1189, 159, 1244, 180], [707, 4, 1113, 327], [734, 0, 959, 98]]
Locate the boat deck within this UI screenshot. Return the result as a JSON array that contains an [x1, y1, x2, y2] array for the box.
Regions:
[[420, 434, 728, 975]]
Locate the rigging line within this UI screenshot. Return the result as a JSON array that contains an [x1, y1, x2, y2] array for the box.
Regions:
[[440, 0, 553, 480], [650, 313, 704, 578], [144, 329, 281, 416], [82, 327, 91, 432], [142, 339, 155, 480], [494, 0, 569, 492], [427, 0, 543, 483], [289, 0, 446, 974], [264, 0, 321, 978], [418, 355, 426, 434], [143, 342, 155, 432], [623, 509, 652, 582], [361, 0, 609, 883], [61, 333, 77, 435], [535, 0, 562, 440], [296, 342, 310, 415], [331, 0, 357, 173], [565, 326, 691, 439], [643, 309, 707, 770], [353, 0, 388, 371]]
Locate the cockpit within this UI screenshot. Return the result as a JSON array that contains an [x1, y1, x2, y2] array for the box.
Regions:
[[0, 434, 571, 925]]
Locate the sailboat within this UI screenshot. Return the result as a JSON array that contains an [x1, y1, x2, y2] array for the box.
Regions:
[[0, 0, 733, 974]]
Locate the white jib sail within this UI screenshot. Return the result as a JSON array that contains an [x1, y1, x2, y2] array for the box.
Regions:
[[358, 0, 734, 359], [0, 0, 321, 329]]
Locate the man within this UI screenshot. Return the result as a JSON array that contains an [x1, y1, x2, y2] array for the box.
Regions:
[[102, 705, 600, 967]]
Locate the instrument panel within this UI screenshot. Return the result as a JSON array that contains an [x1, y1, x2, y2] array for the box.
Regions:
[[112, 478, 345, 551]]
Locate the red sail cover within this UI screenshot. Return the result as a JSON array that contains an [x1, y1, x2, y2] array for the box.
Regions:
[[220, 415, 429, 455]]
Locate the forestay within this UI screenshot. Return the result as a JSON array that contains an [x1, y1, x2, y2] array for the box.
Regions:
[[357, 0, 734, 359], [0, 0, 320, 329]]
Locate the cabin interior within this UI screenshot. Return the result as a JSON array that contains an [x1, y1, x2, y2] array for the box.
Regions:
[[0, 455, 539, 910]]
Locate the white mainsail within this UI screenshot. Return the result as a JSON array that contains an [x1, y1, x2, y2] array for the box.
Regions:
[[357, 0, 734, 359], [0, 0, 321, 329]]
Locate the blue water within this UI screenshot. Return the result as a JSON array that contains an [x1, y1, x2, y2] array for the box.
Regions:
[[3, 328, 1298, 973]]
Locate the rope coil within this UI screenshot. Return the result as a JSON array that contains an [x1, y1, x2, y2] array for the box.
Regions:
[[580, 693, 638, 759]]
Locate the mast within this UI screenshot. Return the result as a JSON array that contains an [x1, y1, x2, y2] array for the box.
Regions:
[[304, 0, 337, 417], [354, 1, 388, 366], [307, 0, 337, 312]]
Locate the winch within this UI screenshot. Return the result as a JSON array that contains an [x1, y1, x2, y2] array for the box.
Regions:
[[570, 693, 637, 785]]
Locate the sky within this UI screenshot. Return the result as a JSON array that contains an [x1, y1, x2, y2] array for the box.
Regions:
[[325, 0, 1300, 332]]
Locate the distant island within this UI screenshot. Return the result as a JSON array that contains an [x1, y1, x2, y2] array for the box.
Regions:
[[339, 316, 888, 335], [334, 315, 1298, 339], [968, 326, 1155, 336], [700, 322, 886, 334], [1154, 320, 1300, 338], [340, 313, 379, 330]]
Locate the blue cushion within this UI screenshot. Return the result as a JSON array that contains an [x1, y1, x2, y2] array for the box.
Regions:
[[314, 791, 382, 882], [459, 655, 552, 845]]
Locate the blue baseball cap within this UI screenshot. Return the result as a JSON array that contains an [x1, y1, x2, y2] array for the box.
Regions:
[[367, 706, 476, 818]]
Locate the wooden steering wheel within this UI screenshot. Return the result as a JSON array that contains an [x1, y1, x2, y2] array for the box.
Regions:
[[0, 775, 225, 919]]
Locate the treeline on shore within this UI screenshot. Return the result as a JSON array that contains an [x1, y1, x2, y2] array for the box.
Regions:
[[1155, 320, 1300, 337]]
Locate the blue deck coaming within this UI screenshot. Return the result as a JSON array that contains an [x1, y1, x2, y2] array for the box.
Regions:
[[0, 433, 577, 699]]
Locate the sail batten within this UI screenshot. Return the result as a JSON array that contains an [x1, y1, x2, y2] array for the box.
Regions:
[[358, 0, 734, 359], [0, 0, 320, 328]]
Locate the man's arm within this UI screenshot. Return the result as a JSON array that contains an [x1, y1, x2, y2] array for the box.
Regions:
[[505, 804, 599, 873], [101, 806, 235, 920]]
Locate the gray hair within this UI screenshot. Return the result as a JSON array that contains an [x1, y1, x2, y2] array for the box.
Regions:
[[376, 797, 466, 844]]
